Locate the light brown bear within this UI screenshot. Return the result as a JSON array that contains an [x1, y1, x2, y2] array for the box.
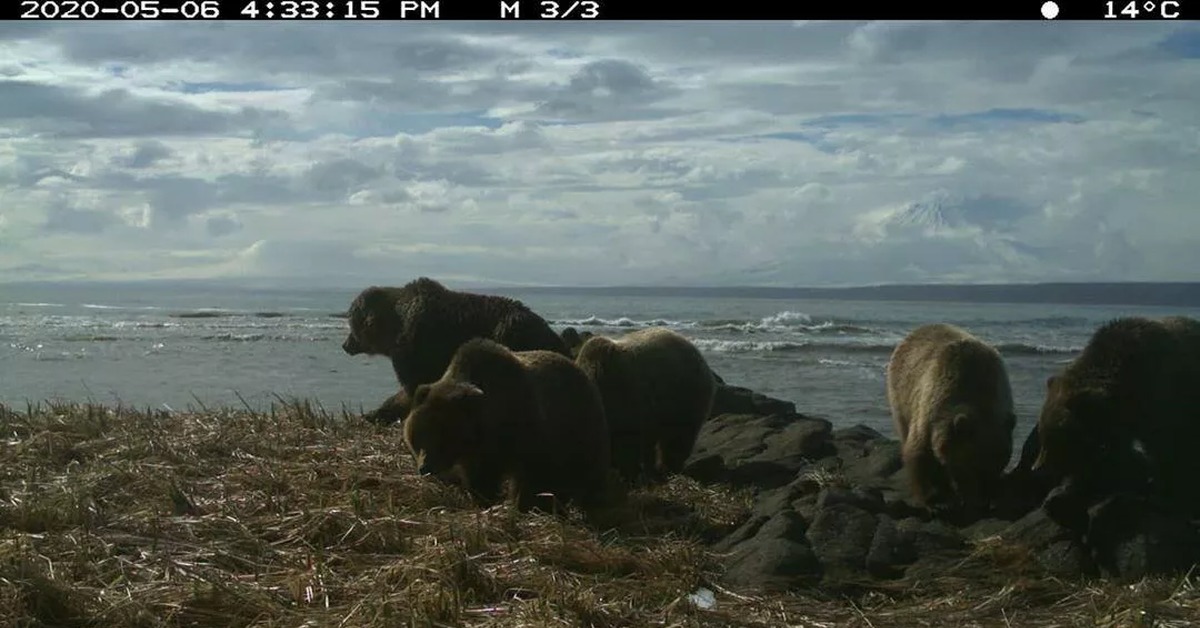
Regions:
[[1033, 316, 1200, 514], [886, 323, 1016, 516], [574, 327, 716, 484], [403, 337, 611, 513], [342, 277, 570, 425]]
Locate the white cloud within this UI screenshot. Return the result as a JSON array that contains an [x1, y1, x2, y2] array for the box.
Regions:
[[0, 22, 1198, 286]]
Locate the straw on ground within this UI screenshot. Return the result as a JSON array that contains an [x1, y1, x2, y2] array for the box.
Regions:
[[0, 401, 1195, 627]]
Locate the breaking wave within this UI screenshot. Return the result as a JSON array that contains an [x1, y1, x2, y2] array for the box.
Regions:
[[553, 311, 883, 335], [692, 339, 1081, 356]]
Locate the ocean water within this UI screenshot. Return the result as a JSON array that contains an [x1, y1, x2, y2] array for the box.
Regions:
[[3, 283, 1199, 444]]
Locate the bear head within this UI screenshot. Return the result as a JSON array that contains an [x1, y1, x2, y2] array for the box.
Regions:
[[343, 286, 401, 357], [932, 407, 1016, 512], [403, 380, 486, 476], [1032, 374, 1112, 477]]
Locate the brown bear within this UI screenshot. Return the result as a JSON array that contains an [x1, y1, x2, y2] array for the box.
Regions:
[[403, 337, 612, 513], [559, 327, 595, 358], [574, 327, 716, 484], [1033, 315, 1200, 514], [367, 390, 411, 427], [886, 323, 1016, 517], [342, 277, 570, 425]]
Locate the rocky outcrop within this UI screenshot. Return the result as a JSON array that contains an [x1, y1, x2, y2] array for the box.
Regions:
[[684, 393, 1200, 592], [707, 384, 796, 418]]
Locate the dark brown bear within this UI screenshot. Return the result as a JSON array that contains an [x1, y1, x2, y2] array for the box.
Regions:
[[559, 327, 594, 358], [402, 338, 612, 512], [342, 277, 570, 425], [574, 327, 716, 484], [886, 323, 1016, 517], [1033, 316, 1200, 513]]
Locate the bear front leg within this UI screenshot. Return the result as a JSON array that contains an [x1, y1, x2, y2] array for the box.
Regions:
[[608, 428, 644, 485], [640, 429, 667, 485], [462, 462, 506, 507], [365, 389, 411, 426], [656, 414, 700, 475], [907, 449, 955, 515]]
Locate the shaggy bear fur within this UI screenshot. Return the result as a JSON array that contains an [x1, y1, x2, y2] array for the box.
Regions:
[[886, 323, 1017, 517], [574, 327, 716, 484], [560, 327, 595, 358], [1033, 316, 1200, 513], [402, 338, 611, 512], [342, 278, 569, 425]]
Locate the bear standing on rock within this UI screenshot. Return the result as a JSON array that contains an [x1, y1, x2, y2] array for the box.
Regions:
[[886, 323, 1016, 518], [1033, 315, 1200, 515], [402, 338, 612, 513], [574, 327, 716, 484], [341, 278, 570, 425]]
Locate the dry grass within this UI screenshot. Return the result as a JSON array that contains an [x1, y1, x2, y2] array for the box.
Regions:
[[0, 401, 1196, 627]]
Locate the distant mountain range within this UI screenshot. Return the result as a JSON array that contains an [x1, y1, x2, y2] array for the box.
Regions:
[[4, 279, 1200, 308], [494, 282, 1200, 308]]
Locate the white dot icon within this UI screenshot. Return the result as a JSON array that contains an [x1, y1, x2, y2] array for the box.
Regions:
[[1041, 1, 1060, 18]]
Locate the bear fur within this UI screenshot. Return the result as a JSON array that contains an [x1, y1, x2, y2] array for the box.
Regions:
[[574, 327, 716, 483], [342, 277, 570, 425], [367, 389, 411, 427], [886, 323, 1016, 517], [402, 338, 611, 512], [560, 327, 595, 358], [1033, 316, 1200, 514]]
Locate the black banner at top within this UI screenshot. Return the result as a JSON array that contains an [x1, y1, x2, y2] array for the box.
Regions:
[[6, 0, 1193, 20]]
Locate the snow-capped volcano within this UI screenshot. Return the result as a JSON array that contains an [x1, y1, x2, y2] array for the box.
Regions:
[[886, 192, 972, 233]]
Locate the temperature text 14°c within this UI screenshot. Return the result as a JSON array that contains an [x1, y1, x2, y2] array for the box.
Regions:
[[1105, 0, 1182, 17]]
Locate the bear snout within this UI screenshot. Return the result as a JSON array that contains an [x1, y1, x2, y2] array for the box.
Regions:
[[342, 335, 362, 355]]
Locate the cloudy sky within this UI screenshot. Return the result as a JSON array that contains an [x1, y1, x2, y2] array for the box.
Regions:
[[1, 22, 1198, 288]]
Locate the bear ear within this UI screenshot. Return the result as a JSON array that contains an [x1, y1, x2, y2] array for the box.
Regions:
[[456, 382, 485, 398], [950, 412, 974, 436], [1031, 449, 1047, 472], [412, 384, 431, 406], [355, 286, 383, 308], [1045, 375, 1060, 390]]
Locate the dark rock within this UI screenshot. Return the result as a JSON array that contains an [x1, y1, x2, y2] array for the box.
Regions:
[[895, 517, 967, 556], [713, 516, 769, 554], [750, 483, 808, 520], [791, 492, 821, 523], [1037, 539, 1096, 577], [806, 503, 879, 578], [998, 506, 1096, 576], [709, 385, 796, 419], [722, 536, 822, 590], [962, 517, 1012, 541], [1001, 507, 1078, 550], [865, 516, 905, 578], [829, 425, 906, 489], [1087, 493, 1200, 581], [883, 496, 929, 521], [816, 487, 885, 515], [718, 510, 822, 589], [684, 413, 835, 489], [758, 509, 809, 540]]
